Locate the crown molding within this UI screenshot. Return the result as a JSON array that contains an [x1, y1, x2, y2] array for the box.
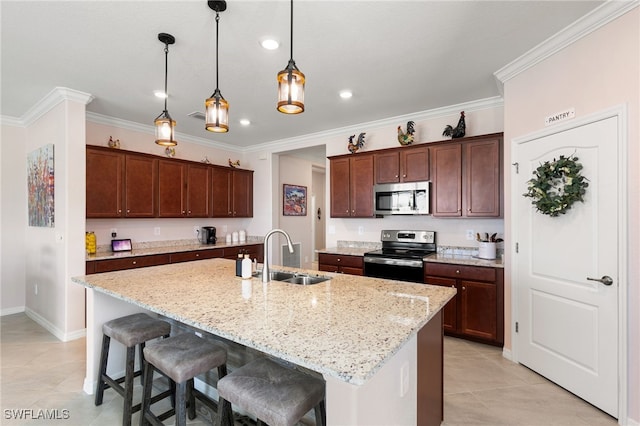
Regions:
[[245, 96, 504, 154], [494, 0, 639, 93], [85, 112, 245, 153], [21, 87, 94, 126]]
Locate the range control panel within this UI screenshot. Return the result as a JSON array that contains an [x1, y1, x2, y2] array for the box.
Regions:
[[380, 230, 435, 244]]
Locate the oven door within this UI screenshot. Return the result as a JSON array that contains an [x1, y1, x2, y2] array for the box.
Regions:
[[363, 256, 425, 283]]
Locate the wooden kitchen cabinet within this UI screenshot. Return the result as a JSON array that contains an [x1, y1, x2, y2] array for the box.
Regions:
[[169, 248, 223, 263], [158, 160, 211, 217], [329, 154, 374, 218], [374, 145, 429, 184], [211, 166, 254, 218], [431, 134, 502, 218], [86, 147, 157, 218], [318, 253, 364, 275], [424, 262, 504, 346], [91, 253, 171, 273]]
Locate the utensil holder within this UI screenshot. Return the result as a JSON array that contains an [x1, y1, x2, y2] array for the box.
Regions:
[[478, 242, 497, 260]]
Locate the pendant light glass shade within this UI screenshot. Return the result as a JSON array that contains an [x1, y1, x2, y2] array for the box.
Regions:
[[277, 59, 305, 114], [205, 1, 229, 133], [277, 0, 305, 114], [155, 33, 177, 146], [205, 88, 229, 132]]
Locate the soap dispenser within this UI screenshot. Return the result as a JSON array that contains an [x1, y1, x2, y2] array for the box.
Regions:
[[241, 254, 252, 279]]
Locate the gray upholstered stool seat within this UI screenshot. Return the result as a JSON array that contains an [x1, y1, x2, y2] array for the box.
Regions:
[[141, 332, 228, 426], [95, 313, 171, 426], [218, 357, 326, 426]]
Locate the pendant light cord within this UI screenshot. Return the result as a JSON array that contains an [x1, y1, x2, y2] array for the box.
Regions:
[[215, 12, 220, 90], [289, 0, 293, 60], [163, 43, 169, 112]]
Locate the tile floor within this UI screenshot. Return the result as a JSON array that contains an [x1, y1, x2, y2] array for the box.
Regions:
[[0, 313, 617, 425]]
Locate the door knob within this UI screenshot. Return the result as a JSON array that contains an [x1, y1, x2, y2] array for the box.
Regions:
[[586, 275, 613, 286]]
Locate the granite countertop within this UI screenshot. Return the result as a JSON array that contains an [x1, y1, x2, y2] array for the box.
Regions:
[[87, 240, 263, 261], [318, 247, 504, 268], [72, 258, 455, 385]]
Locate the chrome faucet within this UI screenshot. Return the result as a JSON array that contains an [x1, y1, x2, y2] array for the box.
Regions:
[[262, 229, 294, 283]]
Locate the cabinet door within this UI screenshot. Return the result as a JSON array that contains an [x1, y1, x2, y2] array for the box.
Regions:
[[211, 167, 232, 217], [186, 164, 211, 217], [431, 143, 462, 217], [460, 280, 497, 342], [86, 148, 124, 217], [465, 138, 501, 217], [374, 152, 400, 183], [232, 169, 253, 217], [402, 146, 429, 182], [350, 154, 374, 217], [425, 276, 457, 332], [158, 160, 186, 217], [124, 154, 157, 217], [330, 157, 352, 217]]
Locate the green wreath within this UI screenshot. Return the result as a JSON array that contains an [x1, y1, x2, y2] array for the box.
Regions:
[[523, 155, 589, 217]]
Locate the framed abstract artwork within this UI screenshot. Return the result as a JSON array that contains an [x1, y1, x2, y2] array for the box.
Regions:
[[283, 184, 307, 216], [27, 144, 55, 227]]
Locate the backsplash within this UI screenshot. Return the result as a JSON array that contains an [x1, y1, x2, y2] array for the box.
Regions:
[[95, 236, 263, 254], [336, 240, 381, 250]]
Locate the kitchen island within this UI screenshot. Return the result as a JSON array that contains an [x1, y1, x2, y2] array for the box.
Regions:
[[72, 258, 455, 425]]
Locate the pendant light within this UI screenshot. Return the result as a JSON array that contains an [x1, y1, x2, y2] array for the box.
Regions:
[[277, 0, 305, 114], [154, 33, 177, 146], [205, 0, 229, 133]]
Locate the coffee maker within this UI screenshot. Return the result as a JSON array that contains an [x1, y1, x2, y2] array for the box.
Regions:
[[199, 226, 217, 244]]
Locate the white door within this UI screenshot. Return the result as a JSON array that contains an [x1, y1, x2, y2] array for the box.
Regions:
[[513, 114, 622, 417]]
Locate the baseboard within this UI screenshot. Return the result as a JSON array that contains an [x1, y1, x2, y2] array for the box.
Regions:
[[502, 347, 513, 361], [24, 307, 86, 342], [1, 306, 25, 316], [626, 416, 640, 426]]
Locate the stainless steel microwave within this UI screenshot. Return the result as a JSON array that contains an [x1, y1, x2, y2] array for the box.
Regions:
[[374, 182, 430, 215]]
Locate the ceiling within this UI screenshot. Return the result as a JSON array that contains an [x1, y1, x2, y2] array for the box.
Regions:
[[1, 1, 604, 150]]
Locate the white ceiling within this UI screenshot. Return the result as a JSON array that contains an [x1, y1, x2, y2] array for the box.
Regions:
[[1, 1, 604, 150]]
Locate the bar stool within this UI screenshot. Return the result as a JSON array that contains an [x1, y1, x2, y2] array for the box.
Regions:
[[95, 313, 172, 426], [140, 332, 228, 426], [218, 357, 326, 426]]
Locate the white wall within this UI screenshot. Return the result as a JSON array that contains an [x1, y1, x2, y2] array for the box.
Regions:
[[0, 124, 27, 315], [502, 7, 639, 423]]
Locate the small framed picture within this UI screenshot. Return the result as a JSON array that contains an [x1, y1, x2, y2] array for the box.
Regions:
[[283, 184, 307, 216]]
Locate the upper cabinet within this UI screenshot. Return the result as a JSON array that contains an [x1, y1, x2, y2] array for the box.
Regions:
[[211, 166, 253, 218], [329, 153, 374, 218], [87, 146, 252, 219], [86, 147, 157, 218], [374, 145, 429, 184], [158, 160, 211, 218], [431, 134, 502, 218]]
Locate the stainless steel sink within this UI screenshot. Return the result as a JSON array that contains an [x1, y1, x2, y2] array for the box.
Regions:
[[252, 270, 330, 285], [283, 275, 330, 285]]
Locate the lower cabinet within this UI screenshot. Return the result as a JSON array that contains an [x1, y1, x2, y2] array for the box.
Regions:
[[86, 244, 263, 274], [424, 263, 504, 346], [318, 253, 363, 276]]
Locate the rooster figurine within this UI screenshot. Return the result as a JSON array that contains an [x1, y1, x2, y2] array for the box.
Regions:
[[228, 158, 240, 168], [443, 111, 466, 138], [397, 121, 415, 146], [347, 132, 366, 153]]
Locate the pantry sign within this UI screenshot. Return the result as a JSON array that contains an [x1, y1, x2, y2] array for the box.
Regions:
[[544, 107, 575, 126]]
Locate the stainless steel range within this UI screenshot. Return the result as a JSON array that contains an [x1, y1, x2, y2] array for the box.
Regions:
[[364, 230, 436, 283]]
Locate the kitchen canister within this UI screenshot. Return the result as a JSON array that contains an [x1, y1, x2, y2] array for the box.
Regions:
[[238, 230, 246, 242], [232, 231, 239, 243], [478, 242, 497, 260], [85, 231, 97, 255], [226, 233, 232, 244]]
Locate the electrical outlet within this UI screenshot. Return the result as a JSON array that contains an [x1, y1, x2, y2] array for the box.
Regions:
[[34, 283, 38, 295], [400, 362, 409, 397], [154, 227, 161, 236], [358, 226, 364, 235], [466, 229, 475, 240], [110, 228, 117, 238]]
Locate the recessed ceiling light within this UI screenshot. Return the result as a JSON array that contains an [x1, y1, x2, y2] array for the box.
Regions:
[[339, 90, 353, 99], [260, 39, 279, 50], [239, 118, 251, 126], [154, 90, 167, 99]]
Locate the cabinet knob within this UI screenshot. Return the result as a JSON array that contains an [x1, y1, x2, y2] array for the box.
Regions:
[[132, 261, 137, 265], [127, 209, 130, 213], [195, 253, 199, 257], [451, 285, 455, 288], [188, 210, 192, 214], [462, 286, 466, 290], [118, 209, 122, 213], [395, 175, 399, 178], [337, 258, 341, 262], [345, 210, 349, 213], [456, 270, 460, 274], [182, 210, 186, 214], [403, 174, 407, 178]]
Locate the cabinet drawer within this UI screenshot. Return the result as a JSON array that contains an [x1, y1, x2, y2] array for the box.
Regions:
[[94, 254, 171, 273], [424, 263, 496, 282], [318, 253, 363, 268], [170, 249, 222, 263]]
